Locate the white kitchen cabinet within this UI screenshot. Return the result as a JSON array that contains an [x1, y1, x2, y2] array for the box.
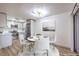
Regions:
[[0, 12, 7, 28]]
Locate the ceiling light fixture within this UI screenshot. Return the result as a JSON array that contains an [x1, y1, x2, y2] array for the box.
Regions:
[[31, 9, 47, 17]]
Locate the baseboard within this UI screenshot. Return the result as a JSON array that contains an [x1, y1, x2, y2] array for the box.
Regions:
[[53, 43, 71, 50]]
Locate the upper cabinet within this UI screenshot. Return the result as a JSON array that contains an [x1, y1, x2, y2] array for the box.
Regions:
[[0, 12, 7, 28]]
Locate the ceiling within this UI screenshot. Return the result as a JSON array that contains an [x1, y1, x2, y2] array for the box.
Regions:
[[0, 3, 75, 20]]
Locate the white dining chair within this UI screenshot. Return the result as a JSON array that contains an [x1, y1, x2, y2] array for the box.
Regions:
[[19, 33, 29, 52], [33, 37, 49, 56], [49, 35, 56, 49], [0, 31, 12, 49]]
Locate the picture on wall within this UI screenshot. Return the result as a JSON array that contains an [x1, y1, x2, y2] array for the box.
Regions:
[[43, 26, 55, 31], [42, 22, 56, 31]]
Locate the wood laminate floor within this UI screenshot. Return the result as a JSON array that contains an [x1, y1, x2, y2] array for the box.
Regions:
[[56, 45, 79, 56], [0, 39, 22, 56], [0, 39, 78, 56]]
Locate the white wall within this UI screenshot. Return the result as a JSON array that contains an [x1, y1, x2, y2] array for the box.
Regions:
[[35, 16, 56, 42], [35, 12, 73, 49], [55, 12, 73, 49]]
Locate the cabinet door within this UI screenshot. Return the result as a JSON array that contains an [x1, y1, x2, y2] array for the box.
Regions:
[[0, 13, 7, 28]]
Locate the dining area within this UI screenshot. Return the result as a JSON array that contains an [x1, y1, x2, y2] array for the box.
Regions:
[[18, 33, 59, 56]]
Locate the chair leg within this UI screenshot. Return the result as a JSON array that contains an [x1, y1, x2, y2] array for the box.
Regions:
[[47, 50, 48, 56], [22, 45, 23, 52], [33, 52, 36, 56]]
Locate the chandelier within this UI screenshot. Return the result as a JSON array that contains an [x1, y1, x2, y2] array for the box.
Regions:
[[31, 9, 47, 17]]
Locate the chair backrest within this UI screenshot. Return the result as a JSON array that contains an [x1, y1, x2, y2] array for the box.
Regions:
[[0, 31, 12, 48], [34, 37, 49, 51], [19, 33, 25, 44]]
